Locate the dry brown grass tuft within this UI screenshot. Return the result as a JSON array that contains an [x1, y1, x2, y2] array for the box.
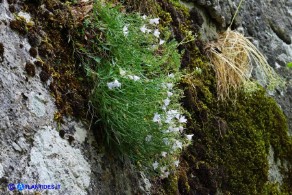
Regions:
[[206, 28, 284, 101]]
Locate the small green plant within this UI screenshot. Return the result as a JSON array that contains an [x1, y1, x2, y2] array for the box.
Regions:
[[287, 62, 292, 68], [76, 2, 193, 177]]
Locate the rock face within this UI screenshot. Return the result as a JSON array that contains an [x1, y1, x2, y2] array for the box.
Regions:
[[190, 0, 292, 134], [0, 1, 145, 194], [0, 0, 291, 194]]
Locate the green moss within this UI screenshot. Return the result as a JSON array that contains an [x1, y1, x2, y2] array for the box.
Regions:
[[163, 174, 179, 194], [23, 0, 92, 119], [181, 73, 292, 194], [262, 182, 289, 195], [177, 168, 190, 193]]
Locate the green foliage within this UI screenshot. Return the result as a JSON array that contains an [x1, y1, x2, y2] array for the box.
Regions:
[[287, 62, 292, 68], [76, 2, 192, 175]]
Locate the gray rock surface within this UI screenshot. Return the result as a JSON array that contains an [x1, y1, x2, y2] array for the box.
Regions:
[[0, 1, 146, 194]]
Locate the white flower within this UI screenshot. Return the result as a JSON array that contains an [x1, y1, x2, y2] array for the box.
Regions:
[[140, 25, 152, 33], [179, 115, 187, 123], [160, 171, 170, 179], [123, 25, 129, 36], [163, 98, 170, 106], [107, 83, 114, 89], [142, 15, 147, 20], [153, 29, 160, 38], [140, 25, 147, 33], [153, 113, 161, 123], [152, 161, 159, 170], [167, 91, 173, 97], [149, 18, 160, 25], [174, 160, 180, 167], [172, 140, 183, 150], [166, 83, 173, 89], [275, 62, 281, 69], [168, 73, 174, 78], [167, 110, 179, 116], [162, 105, 167, 111], [119, 68, 126, 76], [165, 110, 180, 124], [169, 126, 179, 132], [107, 80, 121, 90], [185, 134, 194, 141], [160, 166, 167, 173], [163, 138, 169, 145], [165, 117, 172, 124], [179, 126, 184, 133], [159, 39, 165, 45], [113, 80, 121, 87], [161, 152, 167, 157], [145, 135, 152, 142], [176, 140, 183, 149], [166, 110, 179, 121], [133, 75, 140, 81], [128, 75, 140, 81]]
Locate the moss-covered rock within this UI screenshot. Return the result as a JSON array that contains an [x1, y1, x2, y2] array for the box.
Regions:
[[14, 0, 291, 193]]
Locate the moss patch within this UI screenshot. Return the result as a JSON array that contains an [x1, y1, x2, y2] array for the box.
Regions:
[[29, 47, 37, 58], [22, 0, 92, 118], [25, 62, 36, 76], [180, 62, 292, 194], [10, 18, 28, 35]]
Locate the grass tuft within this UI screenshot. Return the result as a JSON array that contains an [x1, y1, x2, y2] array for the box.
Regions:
[[206, 28, 285, 101]]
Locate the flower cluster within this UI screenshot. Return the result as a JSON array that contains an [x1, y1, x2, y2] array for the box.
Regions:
[[149, 79, 194, 178], [123, 15, 165, 47], [116, 15, 194, 178]]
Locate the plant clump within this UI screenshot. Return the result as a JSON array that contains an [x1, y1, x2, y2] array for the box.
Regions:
[[76, 2, 195, 177], [206, 28, 285, 101]]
